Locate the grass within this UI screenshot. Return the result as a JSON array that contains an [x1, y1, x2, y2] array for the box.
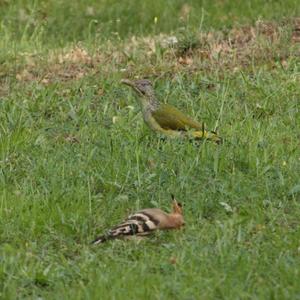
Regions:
[[1, 0, 300, 299]]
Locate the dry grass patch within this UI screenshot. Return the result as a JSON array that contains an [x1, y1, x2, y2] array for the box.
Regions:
[[5, 18, 300, 86]]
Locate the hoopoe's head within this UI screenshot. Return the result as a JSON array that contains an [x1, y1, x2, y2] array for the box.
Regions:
[[170, 194, 185, 228], [171, 194, 183, 215]]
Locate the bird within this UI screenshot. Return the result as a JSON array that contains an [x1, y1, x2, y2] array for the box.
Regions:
[[121, 79, 222, 144], [91, 195, 185, 245]]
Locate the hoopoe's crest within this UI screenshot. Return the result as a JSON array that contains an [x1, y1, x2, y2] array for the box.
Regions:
[[92, 195, 184, 245]]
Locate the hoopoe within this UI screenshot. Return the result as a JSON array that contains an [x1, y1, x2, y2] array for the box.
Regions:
[[92, 195, 185, 245]]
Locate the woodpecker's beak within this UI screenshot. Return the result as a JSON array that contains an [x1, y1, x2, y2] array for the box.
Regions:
[[121, 79, 133, 87], [121, 79, 143, 96]]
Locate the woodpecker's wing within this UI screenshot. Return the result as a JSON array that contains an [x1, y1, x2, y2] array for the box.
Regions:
[[92, 208, 165, 245], [152, 104, 202, 131], [152, 104, 222, 144]]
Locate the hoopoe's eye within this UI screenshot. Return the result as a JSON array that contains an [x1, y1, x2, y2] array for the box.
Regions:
[[177, 202, 183, 207]]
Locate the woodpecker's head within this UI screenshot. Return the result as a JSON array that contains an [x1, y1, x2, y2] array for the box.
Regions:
[[121, 79, 155, 98], [121, 78, 159, 112]]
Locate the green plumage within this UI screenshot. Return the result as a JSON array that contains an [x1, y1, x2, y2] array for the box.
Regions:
[[152, 103, 202, 131], [121, 78, 222, 144]]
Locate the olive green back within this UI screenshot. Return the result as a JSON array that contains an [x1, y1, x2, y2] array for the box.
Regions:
[[152, 104, 202, 131]]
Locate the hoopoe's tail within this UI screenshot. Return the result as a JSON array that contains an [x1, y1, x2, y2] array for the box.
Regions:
[[91, 235, 109, 245]]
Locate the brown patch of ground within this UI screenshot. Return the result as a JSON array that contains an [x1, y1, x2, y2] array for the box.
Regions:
[[5, 18, 300, 86]]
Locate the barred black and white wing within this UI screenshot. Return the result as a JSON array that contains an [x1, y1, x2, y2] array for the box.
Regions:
[[92, 211, 160, 245]]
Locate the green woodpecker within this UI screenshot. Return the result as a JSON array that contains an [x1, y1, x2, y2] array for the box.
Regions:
[[92, 195, 184, 244], [121, 79, 222, 144]]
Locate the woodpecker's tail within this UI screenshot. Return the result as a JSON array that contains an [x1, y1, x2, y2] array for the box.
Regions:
[[191, 130, 222, 144]]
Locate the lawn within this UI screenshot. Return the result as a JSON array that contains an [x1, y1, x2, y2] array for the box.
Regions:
[[1, 0, 300, 299]]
